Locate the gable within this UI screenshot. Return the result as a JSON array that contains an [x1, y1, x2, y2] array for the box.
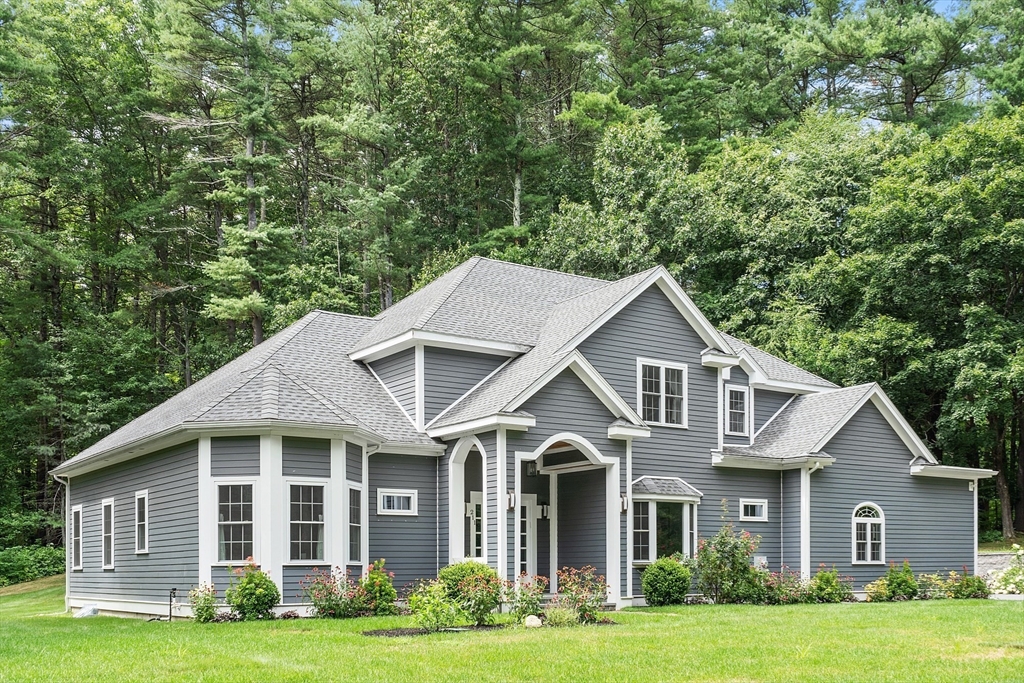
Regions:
[[368, 347, 417, 422], [520, 368, 619, 427], [423, 347, 506, 423], [822, 401, 914, 464]]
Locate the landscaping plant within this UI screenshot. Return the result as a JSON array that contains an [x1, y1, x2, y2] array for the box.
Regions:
[[883, 560, 919, 600], [505, 574, 548, 623], [554, 566, 606, 623], [360, 559, 398, 616], [408, 580, 463, 632], [864, 578, 889, 602], [0, 545, 64, 587], [695, 512, 762, 604], [762, 568, 811, 605], [188, 582, 218, 623], [990, 544, 1024, 595], [809, 565, 854, 603], [301, 568, 367, 618], [225, 560, 280, 620], [542, 605, 579, 627], [946, 570, 990, 599], [916, 573, 950, 600], [437, 560, 498, 601], [458, 572, 503, 625], [641, 557, 692, 606]]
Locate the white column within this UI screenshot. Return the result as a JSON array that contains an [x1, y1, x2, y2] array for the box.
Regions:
[[625, 439, 633, 598], [513, 445, 522, 581], [800, 466, 811, 579], [414, 345, 425, 430], [330, 439, 347, 570], [606, 461, 621, 606], [260, 434, 284, 591], [198, 436, 214, 585], [361, 442, 369, 575], [549, 473, 558, 593], [497, 428, 507, 580]]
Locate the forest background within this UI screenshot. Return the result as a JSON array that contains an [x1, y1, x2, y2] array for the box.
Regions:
[[2, 0, 1024, 551]]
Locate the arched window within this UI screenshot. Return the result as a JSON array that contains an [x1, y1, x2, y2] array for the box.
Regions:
[[852, 503, 884, 564]]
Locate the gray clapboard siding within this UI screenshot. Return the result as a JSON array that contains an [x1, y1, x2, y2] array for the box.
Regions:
[[346, 442, 362, 482], [723, 367, 750, 446], [781, 469, 801, 571], [754, 389, 794, 433], [369, 348, 416, 421], [810, 402, 975, 586], [69, 441, 199, 602], [368, 453, 439, 591], [282, 437, 331, 478], [577, 285, 783, 573], [282, 565, 323, 604], [557, 469, 606, 577], [423, 347, 506, 422], [478, 430, 498, 569], [211, 436, 260, 476]]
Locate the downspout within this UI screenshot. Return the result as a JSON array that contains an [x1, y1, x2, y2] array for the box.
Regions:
[[808, 461, 824, 475]]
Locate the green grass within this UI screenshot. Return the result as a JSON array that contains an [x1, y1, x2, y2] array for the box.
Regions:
[[979, 540, 1021, 553], [1, 578, 1022, 682]]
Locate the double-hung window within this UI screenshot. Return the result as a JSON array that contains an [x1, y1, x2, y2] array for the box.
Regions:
[[290, 485, 325, 562], [633, 500, 698, 562], [101, 498, 114, 569], [377, 488, 417, 516], [348, 486, 362, 564], [135, 491, 149, 554], [71, 505, 83, 570], [852, 503, 884, 564], [638, 359, 688, 427], [218, 484, 253, 562], [725, 385, 749, 436]]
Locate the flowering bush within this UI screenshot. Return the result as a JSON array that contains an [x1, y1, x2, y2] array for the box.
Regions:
[[762, 568, 811, 605], [360, 559, 398, 615], [189, 582, 218, 623], [225, 559, 280, 620], [504, 574, 548, 623], [408, 579, 463, 632], [437, 560, 498, 601], [864, 577, 889, 602], [916, 573, 950, 600], [946, 570, 989, 599], [458, 572, 503, 625], [990, 544, 1024, 595], [809, 565, 854, 603], [554, 566, 606, 623], [883, 560, 919, 600], [641, 557, 692, 606], [301, 568, 367, 618], [695, 514, 762, 604]]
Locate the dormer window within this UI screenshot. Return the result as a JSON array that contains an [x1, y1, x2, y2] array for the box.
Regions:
[[637, 359, 688, 428], [725, 385, 749, 436]]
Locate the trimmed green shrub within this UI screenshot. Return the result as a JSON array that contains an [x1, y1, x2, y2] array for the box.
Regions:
[[0, 545, 64, 587], [641, 557, 692, 606], [408, 580, 463, 632], [542, 605, 579, 627], [225, 561, 280, 620], [809, 565, 854, 603], [946, 570, 989, 599], [916, 573, 950, 600], [505, 574, 548, 623], [301, 568, 367, 618], [360, 559, 398, 615], [189, 583, 218, 623], [437, 560, 498, 601], [864, 578, 889, 602], [555, 566, 606, 623], [884, 560, 919, 600]]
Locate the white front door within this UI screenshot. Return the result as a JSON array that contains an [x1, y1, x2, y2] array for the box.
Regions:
[[517, 494, 539, 577]]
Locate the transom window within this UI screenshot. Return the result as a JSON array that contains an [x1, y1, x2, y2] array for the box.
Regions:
[[377, 488, 418, 516], [726, 385, 749, 436], [633, 500, 697, 563], [852, 503, 884, 564], [638, 359, 688, 427], [348, 486, 362, 564], [740, 498, 768, 522], [101, 498, 114, 569], [218, 484, 253, 562], [71, 505, 82, 570], [289, 485, 325, 561], [135, 491, 149, 553]]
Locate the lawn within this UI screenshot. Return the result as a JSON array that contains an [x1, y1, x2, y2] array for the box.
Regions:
[[980, 540, 1021, 553], [1, 578, 1022, 683]]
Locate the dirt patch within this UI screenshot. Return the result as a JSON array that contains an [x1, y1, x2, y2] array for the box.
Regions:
[[0, 574, 64, 597]]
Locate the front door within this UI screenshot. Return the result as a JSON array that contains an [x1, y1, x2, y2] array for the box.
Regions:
[[517, 494, 539, 577]]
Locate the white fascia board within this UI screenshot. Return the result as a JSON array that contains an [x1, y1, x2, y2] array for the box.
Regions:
[[349, 330, 529, 362], [910, 464, 997, 480], [701, 348, 742, 368], [368, 442, 447, 457], [748, 379, 833, 395], [426, 413, 536, 440], [711, 452, 835, 471], [608, 423, 651, 440], [632, 493, 703, 504]]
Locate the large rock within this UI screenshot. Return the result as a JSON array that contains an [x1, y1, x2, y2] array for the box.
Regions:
[[524, 615, 542, 628]]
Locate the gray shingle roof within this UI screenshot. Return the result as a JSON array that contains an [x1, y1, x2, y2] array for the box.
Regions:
[[722, 333, 837, 388], [720, 383, 874, 459], [632, 476, 703, 499]]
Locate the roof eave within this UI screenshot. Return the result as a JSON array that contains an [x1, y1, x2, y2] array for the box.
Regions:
[[349, 329, 529, 362], [426, 412, 537, 440], [910, 464, 997, 480], [711, 451, 836, 471]]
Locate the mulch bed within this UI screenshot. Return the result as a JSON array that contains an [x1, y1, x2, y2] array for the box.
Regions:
[[363, 619, 615, 637]]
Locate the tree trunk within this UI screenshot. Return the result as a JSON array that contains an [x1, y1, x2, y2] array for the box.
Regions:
[[991, 413, 1016, 540], [1016, 397, 1024, 532]]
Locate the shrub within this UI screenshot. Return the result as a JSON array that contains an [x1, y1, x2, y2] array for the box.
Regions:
[[864, 577, 889, 602], [437, 560, 498, 601], [408, 580, 463, 632], [884, 560, 919, 600], [763, 568, 811, 605], [360, 559, 398, 616], [991, 544, 1024, 595], [458, 572, 503, 625], [188, 582, 218, 623], [505, 574, 548, 623], [225, 560, 280, 620], [641, 557, 692, 606], [0, 545, 65, 587], [555, 566, 606, 623], [809, 565, 854, 603], [301, 568, 366, 618], [543, 605, 579, 627], [694, 516, 762, 604], [946, 570, 990, 599], [916, 573, 950, 600]]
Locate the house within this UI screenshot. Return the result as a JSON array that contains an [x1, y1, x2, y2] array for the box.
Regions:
[[51, 257, 995, 616]]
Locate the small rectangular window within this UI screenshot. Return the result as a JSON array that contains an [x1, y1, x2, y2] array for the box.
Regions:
[[71, 505, 83, 570], [633, 501, 650, 562], [348, 486, 362, 563], [739, 499, 768, 522], [218, 484, 253, 562], [101, 498, 114, 569], [638, 359, 688, 427], [290, 485, 325, 562], [377, 488, 417, 516], [726, 386, 749, 436], [135, 491, 149, 554]]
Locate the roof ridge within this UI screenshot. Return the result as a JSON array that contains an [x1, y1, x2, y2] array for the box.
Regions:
[[549, 267, 657, 308], [475, 256, 609, 283], [721, 331, 838, 388], [275, 365, 362, 426], [412, 256, 481, 330], [311, 310, 374, 321]]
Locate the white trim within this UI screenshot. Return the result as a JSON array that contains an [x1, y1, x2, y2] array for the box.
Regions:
[[261, 435, 284, 591], [285, 479, 329, 563], [739, 498, 768, 522], [748, 379, 834, 394], [712, 452, 835, 470], [427, 413, 535, 440], [630, 498, 699, 565], [625, 438, 633, 595], [799, 469, 810, 579], [365, 363, 418, 430], [606, 460, 621, 606], [198, 437, 213, 584], [555, 267, 735, 355], [754, 394, 796, 437], [497, 427, 508, 580], [448, 435, 489, 564], [636, 357, 689, 428], [376, 488, 419, 516], [701, 348, 742, 368], [361, 442, 369, 573], [516, 493, 539, 577], [608, 423, 651, 440], [724, 384, 750, 437], [101, 497, 115, 569], [213, 479, 258, 564], [549, 472, 558, 593], [516, 432, 618, 466], [414, 344, 425, 430], [850, 502, 885, 565], [717, 368, 723, 450], [910, 464, 997, 480], [134, 490, 149, 554], [346, 481, 364, 566], [331, 439, 347, 569], [349, 329, 529, 362], [71, 504, 83, 571]]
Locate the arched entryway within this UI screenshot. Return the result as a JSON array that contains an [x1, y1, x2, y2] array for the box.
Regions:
[[448, 436, 487, 564]]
